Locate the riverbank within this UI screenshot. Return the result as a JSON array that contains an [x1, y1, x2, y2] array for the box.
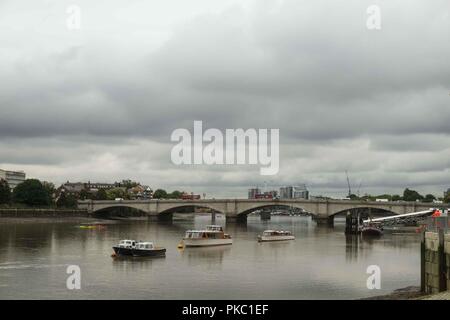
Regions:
[[361, 286, 424, 300], [0, 207, 89, 218], [361, 286, 450, 300]]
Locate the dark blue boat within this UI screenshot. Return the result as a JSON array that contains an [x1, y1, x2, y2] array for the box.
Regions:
[[112, 240, 166, 257]]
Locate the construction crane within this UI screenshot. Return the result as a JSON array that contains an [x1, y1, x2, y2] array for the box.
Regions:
[[345, 171, 352, 198], [356, 180, 363, 198]]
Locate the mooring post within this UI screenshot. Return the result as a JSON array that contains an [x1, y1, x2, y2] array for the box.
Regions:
[[345, 211, 350, 234], [260, 211, 271, 221], [438, 229, 446, 292], [420, 230, 426, 292]]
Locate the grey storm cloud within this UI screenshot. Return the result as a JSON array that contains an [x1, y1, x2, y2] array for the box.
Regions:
[[0, 0, 449, 197]]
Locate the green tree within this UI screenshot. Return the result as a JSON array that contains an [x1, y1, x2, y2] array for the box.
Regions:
[[43, 181, 55, 196], [79, 189, 89, 200], [106, 188, 128, 200], [391, 194, 402, 201], [42, 181, 56, 205], [402, 188, 424, 202], [444, 193, 450, 204], [56, 191, 78, 208], [423, 194, 436, 203], [168, 190, 183, 199], [0, 179, 11, 205], [95, 189, 108, 200], [13, 179, 51, 207], [153, 189, 168, 199], [121, 180, 138, 189]]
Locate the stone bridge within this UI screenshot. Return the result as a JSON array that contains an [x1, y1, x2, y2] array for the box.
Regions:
[[77, 199, 448, 225]]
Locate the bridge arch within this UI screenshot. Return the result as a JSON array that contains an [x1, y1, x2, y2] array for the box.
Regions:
[[158, 205, 223, 216], [92, 205, 148, 218], [236, 202, 317, 217], [329, 206, 398, 218]]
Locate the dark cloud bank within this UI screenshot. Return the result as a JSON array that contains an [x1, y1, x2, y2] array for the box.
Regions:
[[1, 0, 449, 197]]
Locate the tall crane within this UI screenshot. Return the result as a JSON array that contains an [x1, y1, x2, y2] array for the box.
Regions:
[[356, 180, 363, 198], [345, 170, 352, 198]]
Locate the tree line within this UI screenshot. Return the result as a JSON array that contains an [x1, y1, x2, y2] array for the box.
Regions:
[[0, 178, 188, 208], [0, 179, 55, 207], [349, 188, 449, 203]]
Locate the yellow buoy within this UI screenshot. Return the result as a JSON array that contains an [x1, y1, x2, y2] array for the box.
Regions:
[[177, 242, 184, 249]]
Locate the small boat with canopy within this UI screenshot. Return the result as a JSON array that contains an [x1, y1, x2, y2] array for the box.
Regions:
[[181, 225, 233, 247], [257, 230, 295, 242]]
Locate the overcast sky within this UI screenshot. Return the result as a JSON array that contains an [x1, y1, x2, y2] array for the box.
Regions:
[[1, 0, 449, 198]]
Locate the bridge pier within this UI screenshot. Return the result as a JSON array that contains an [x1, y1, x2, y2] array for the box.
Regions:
[[260, 211, 271, 221], [148, 215, 159, 222], [148, 213, 173, 222], [313, 216, 334, 227], [226, 215, 247, 224], [158, 213, 173, 222]]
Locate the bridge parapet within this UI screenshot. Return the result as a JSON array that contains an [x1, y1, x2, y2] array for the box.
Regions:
[[77, 199, 450, 219]]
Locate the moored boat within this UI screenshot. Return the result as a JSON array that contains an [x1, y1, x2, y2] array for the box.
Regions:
[[112, 239, 166, 257], [182, 225, 233, 247], [360, 225, 383, 236], [257, 230, 295, 242]]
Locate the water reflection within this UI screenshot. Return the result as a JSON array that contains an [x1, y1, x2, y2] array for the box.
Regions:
[[111, 255, 166, 272], [345, 234, 360, 261], [179, 246, 231, 267], [0, 215, 422, 299]]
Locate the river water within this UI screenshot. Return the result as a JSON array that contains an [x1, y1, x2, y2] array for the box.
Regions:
[[0, 215, 421, 299]]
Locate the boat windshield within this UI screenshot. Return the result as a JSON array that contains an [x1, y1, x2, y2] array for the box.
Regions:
[[119, 240, 135, 247], [185, 231, 203, 238], [206, 225, 223, 232]]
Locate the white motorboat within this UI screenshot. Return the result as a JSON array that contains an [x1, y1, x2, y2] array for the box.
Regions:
[[257, 230, 295, 242], [182, 225, 233, 247]]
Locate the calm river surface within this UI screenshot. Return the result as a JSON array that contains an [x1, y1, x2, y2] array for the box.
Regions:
[[0, 215, 420, 299]]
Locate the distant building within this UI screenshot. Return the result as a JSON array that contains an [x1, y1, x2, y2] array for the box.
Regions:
[[85, 181, 117, 190], [255, 191, 277, 199], [128, 185, 153, 199], [181, 192, 201, 200], [58, 181, 117, 198], [279, 185, 309, 200], [58, 182, 85, 197], [248, 187, 277, 199], [248, 188, 261, 199], [58, 180, 151, 200], [0, 169, 26, 190]]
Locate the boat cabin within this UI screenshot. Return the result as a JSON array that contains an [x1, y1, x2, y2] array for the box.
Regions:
[[118, 240, 136, 248], [135, 242, 154, 250], [262, 230, 292, 236], [185, 230, 228, 239]]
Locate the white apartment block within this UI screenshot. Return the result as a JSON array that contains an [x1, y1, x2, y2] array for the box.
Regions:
[[0, 169, 26, 190]]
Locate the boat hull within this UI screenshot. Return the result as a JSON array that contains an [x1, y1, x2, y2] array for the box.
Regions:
[[112, 246, 166, 257], [182, 238, 233, 247], [258, 235, 295, 242], [361, 228, 383, 236]]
